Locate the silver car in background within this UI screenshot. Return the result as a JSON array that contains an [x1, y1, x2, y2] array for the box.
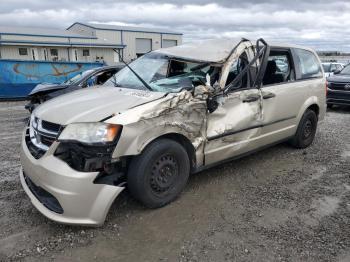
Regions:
[[322, 62, 344, 77]]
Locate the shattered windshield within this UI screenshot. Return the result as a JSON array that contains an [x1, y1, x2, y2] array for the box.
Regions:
[[103, 53, 217, 92], [62, 69, 95, 85]]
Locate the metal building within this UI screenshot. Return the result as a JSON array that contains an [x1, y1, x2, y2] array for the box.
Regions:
[[67, 22, 182, 62], [0, 23, 182, 65]]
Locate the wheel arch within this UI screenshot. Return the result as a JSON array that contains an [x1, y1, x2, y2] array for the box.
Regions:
[[145, 133, 197, 173], [307, 103, 320, 118], [296, 96, 322, 123]]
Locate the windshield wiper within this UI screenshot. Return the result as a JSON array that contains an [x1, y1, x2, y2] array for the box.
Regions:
[[113, 49, 153, 91]]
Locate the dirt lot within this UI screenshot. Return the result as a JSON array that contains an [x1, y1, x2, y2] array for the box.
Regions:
[[0, 101, 349, 262]]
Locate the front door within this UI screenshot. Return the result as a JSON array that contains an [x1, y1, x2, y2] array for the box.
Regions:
[[205, 89, 263, 165], [204, 45, 264, 165]]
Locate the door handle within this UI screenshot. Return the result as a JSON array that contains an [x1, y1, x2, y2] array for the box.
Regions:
[[263, 92, 276, 100], [242, 94, 260, 103]]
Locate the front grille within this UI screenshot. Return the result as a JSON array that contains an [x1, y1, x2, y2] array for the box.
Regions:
[[25, 127, 46, 159], [24, 173, 64, 214], [42, 120, 61, 133], [329, 82, 350, 91], [25, 116, 62, 159]]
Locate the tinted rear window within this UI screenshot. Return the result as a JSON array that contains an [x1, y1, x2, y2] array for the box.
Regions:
[[294, 49, 323, 79]]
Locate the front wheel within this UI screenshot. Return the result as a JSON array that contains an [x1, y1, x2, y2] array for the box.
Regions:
[[127, 138, 190, 208], [289, 109, 318, 149]]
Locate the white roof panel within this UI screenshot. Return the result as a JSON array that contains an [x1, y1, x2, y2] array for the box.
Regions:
[[154, 38, 242, 63]]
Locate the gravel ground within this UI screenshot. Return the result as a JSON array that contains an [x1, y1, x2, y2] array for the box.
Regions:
[[0, 101, 349, 262]]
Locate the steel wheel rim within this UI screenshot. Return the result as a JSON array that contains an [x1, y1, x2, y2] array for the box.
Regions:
[[150, 154, 179, 196], [303, 119, 313, 139]]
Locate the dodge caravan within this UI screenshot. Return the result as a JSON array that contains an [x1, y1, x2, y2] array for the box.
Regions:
[[20, 38, 326, 225]]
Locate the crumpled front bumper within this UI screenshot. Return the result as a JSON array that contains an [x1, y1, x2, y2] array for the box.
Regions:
[[20, 133, 124, 226]]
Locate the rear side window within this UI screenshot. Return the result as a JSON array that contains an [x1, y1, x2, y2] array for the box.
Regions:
[[294, 49, 322, 79]]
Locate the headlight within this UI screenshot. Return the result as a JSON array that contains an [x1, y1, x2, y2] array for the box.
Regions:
[[58, 123, 122, 144]]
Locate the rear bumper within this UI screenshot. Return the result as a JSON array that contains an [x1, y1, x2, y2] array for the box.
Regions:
[[327, 89, 350, 105], [20, 133, 124, 226]]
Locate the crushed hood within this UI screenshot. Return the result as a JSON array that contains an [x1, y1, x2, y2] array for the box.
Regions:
[[29, 83, 67, 95], [33, 87, 166, 125]]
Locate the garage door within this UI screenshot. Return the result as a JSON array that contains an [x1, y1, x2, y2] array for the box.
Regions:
[[136, 38, 152, 55], [162, 39, 177, 48]]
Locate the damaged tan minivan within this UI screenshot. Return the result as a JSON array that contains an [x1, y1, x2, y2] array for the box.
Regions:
[[20, 38, 326, 225]]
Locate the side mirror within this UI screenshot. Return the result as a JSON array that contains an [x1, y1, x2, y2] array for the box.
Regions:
[[333, 69, 341, 74]]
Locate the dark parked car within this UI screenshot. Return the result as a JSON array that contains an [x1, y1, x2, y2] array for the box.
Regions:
[[25, 65, 123, 112], [327, 64, 350, 107]]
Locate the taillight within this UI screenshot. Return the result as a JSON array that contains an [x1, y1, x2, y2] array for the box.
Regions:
[[325, 80, 328, 96]]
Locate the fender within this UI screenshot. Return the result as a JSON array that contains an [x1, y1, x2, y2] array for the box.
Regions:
[[296, 95, 322, 126], [111, 124, 201, 158]]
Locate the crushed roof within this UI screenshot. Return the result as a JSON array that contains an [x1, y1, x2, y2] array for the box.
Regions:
[[155, 38, 243, 63], [154, 38, 316, 63]]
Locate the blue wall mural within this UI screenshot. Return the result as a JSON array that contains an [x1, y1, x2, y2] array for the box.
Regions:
[[0, 59, 104, 99]]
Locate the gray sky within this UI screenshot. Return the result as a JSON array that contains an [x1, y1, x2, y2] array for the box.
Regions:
[[1, 0, 349, 51]]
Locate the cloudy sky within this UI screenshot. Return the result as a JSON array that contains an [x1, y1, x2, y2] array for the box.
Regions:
[[1, 0, 350, 51]]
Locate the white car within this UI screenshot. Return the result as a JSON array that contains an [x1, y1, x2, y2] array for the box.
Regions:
[[322, 62, 344, 77]]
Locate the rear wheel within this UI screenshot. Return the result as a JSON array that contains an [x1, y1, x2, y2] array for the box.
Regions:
[[127, 138, 190, 208], [290, 109, 318, 149]]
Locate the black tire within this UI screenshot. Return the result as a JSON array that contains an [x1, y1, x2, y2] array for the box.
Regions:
[[327, 104, 333, 109], [290, 109, 318, 149], [127, 138, 190, 208]]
